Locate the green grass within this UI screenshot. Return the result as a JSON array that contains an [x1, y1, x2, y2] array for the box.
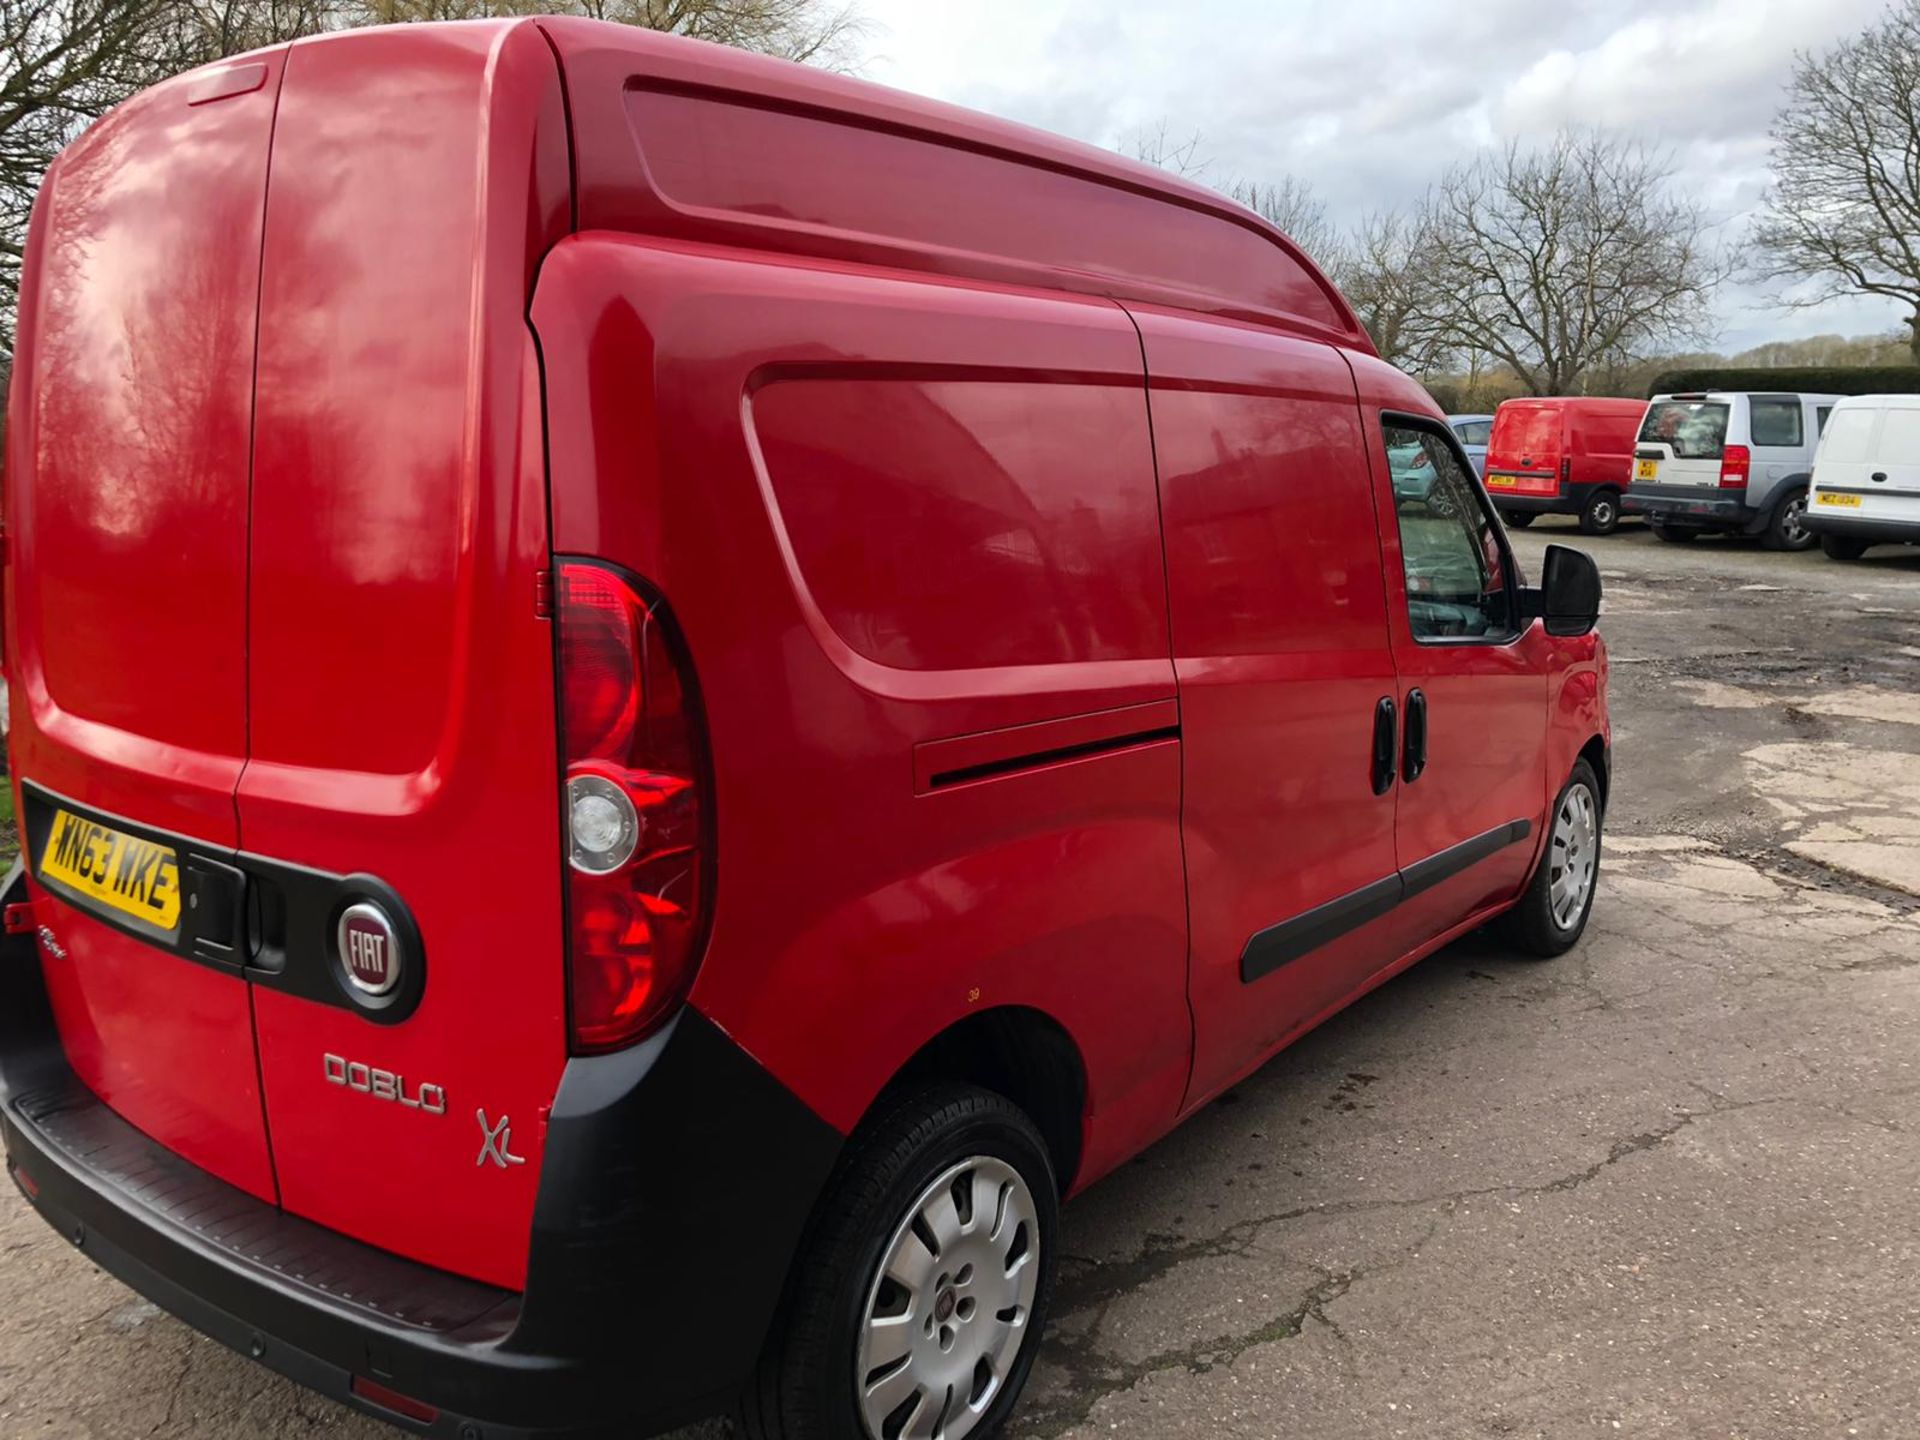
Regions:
[[0, 782, 16, 864]]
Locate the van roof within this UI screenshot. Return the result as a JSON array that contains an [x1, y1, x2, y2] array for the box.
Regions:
[[534, 16, 1369, 351], [1829, 392, 1920, 409]]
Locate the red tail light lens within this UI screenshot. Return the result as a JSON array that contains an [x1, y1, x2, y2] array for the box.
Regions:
[[556, 561, 712, 1055], [1719, 444, 1751, 489], [1559, 456, 1572, 483]]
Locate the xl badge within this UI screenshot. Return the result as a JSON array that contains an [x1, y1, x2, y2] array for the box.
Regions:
[[337, 901, 402, 997]]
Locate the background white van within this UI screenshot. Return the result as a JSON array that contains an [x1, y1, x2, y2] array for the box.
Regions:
[[1806, 394, 1920, 560]]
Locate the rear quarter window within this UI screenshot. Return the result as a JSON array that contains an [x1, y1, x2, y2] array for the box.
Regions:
[[1748, 398, 1804, 448], [1640, 401, 1728, 459]]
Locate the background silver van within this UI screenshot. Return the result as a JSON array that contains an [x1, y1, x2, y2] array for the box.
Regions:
[[1624, 391, 1841, 550]]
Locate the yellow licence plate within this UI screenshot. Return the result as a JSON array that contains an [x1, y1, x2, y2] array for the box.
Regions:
[[1635, 459, 1659, 480], [39, 809, 182, 932], [1816, 492, 1862, 508], [1486, 474, 1519, 489]]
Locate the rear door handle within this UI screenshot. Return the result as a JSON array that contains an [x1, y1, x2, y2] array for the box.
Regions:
[[1402, 688, 1428, 783], [1872, 471, 1888, 482], [1371, 697, 1397, 796]]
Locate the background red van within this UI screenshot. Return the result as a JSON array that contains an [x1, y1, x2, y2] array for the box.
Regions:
[[1484, 396, 1648, 534]]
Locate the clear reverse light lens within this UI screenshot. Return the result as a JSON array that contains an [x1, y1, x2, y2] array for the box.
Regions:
[[568, 773, 639, 874]]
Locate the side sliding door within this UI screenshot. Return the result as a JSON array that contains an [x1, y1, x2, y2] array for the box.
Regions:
[[1128, 305, 1405, 1109]]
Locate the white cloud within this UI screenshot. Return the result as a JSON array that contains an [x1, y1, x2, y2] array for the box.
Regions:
[[853, 0, 1909, 351]]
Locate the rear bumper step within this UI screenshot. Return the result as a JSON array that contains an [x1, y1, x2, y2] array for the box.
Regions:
[[0, 866, 843, 1438], [1802, 513, 1920, 545]]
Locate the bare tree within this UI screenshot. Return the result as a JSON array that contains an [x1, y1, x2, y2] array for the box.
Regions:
[[1224, 175, 1337, 260], [1417, 131, 1723, 394], [0, 0, 168, 358], [1750, 0, 1920, 362], [1334, 207, 1452, 374], [1123, 118, 1209, 178]]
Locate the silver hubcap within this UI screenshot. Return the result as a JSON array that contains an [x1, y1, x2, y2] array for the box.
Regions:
[[857, 1156, 1040, 1440], [1549, 782, 1600, 930], [1593, 498, 1614, 528], [1781, 495, 1808, 543]]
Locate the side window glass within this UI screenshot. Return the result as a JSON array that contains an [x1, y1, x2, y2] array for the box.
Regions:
[[1749, 398, 1803, 448], [1816, 405, 1834, 436], [1386, 422, 1512, 642]]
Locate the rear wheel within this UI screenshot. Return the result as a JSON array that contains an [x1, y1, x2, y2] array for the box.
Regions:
[[1497, 759, 1602, 959], [1501, 510, 1536, 529], [1762, 488, 1816, 552], [741, 1085, 1058, 1440], [1649, 521, 1699, 543], [1577, 487, 1621, 536], [1820, 534, 1869, 561]]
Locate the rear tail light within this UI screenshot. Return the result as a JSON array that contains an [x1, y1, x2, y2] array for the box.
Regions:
[[1559, 456, 1572, 486], [1719, 444, 1751, 489], [556, 560, 713, 1055]]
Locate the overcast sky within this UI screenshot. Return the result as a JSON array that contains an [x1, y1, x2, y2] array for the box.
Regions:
[[854, 0, 1903, 353]]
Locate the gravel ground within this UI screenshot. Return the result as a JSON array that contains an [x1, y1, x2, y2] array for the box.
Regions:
[[2, 519, 1917, 1439]]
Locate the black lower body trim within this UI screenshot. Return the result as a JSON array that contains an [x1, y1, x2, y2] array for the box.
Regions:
[[1240, 819, 1534, 984], [1802, 512, 1920, 546], [0, 863, 844, 1439]]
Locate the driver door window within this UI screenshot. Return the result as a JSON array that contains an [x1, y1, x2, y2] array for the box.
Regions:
[[1384, 421, 1512, 641]]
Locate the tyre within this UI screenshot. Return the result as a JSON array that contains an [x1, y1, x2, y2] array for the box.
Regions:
[[1820, 534, 1869, 561], [1497, 758, 1602, 959], [1649, 522, 1698, 543], [741, 1085, 1058, 1440], [1761, 487, 1817, 552], [1577, 487, 1621, 536], [1501, 510, 1536, 529]]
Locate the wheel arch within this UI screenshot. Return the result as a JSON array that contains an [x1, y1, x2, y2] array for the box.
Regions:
[[880, 1005, 1089, 1195], [1577, 733, 1610, 810]]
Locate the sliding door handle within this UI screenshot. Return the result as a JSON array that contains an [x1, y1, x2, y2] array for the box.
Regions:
[[1371, 697, 1397, 796], [1402, 688, 1428, 783]]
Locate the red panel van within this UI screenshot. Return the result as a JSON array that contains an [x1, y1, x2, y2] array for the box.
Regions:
[[1484, 396, 1649, 535], [0, 21, 1612, 1440]]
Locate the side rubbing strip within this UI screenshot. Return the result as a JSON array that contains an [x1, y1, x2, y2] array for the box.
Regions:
[[1240, 818, 1535, 984], [1240, 874, 1404, 984]]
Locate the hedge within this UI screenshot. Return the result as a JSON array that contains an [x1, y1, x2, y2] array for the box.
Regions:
[[1645, 366, 1920, 398]]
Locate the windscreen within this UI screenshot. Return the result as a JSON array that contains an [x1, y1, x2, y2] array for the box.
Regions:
[[1640, 400, 1729, 459]]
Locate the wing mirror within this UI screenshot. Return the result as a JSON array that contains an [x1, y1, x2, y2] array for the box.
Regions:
[[1523, 544, 1602, 637]]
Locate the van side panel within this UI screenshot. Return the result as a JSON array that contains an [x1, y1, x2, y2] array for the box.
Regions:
[[531, 237, 1193, 1191], [239, 24, 572, 1288], [5, 52, 291, 1201], [1566, 400, 1645, 491]]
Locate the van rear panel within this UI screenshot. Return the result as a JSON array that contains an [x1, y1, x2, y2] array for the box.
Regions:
[[6, 52, 290, 1199], [239, 25, 573, 1289], [8, 24, 573, 1287]]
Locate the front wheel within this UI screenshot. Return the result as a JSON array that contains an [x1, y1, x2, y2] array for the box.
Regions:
[[1497, 759, 1603, 958], [740, 1086, 1058, 1440], [1649, 521, 1699, 544], [1820, 534, 1869, 561], [1577, 487, 1621, 536], [1762, 488, 1817, 552], [1502, 510, 1536, 529]]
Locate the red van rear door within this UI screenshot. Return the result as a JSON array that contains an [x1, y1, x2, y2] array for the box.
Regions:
[[5, 54, 289, 1202], [237, 24, 572, 1290], [1485, 400, 1565, 501]]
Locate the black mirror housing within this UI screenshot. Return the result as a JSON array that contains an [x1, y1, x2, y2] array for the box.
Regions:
[[1528, 544, 1602, 636]]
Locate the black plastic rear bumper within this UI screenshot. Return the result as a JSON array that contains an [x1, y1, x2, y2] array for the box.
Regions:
[[1802, 512, 1920, 546], [0, 865, 842, 1438], [1622, 484, 1761, 533], [1488, 481, 1613, 517]]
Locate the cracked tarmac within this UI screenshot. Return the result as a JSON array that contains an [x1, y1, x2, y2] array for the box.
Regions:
[[1, 522, 1916, 1438]]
